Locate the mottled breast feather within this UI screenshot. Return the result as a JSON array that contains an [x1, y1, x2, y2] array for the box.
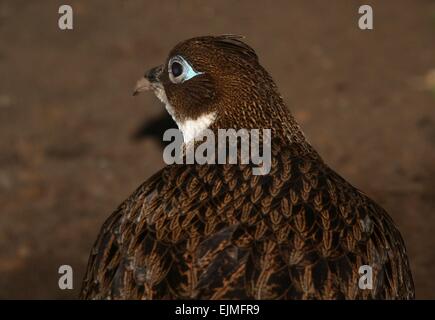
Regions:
[[80, 141, 414, 300]]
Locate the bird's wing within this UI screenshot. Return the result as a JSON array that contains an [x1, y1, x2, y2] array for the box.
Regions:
[[255, 152, 415, 299], [79, 169, 172, 299], [80, 164, 250, 299]]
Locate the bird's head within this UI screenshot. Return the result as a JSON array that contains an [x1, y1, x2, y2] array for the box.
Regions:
[[134, 35, 304, 144]]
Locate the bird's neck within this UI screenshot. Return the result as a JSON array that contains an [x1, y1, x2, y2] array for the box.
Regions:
[[208, 94, 317, 157]]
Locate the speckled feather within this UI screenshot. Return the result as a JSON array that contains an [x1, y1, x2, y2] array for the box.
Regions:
[[80, 36, 414, 299], [80, 142, 414, 299]]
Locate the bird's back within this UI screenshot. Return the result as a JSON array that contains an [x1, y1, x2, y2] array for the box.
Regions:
[[80, 141, 414, 299]]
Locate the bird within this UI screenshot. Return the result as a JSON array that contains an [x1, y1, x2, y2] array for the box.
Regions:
[[80, 35, 414, 299]]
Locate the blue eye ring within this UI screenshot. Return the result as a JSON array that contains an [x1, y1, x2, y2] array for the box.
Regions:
[[168, 55, 203, 84]]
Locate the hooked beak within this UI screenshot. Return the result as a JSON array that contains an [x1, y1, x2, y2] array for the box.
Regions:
[[132, 65, 163, 96]]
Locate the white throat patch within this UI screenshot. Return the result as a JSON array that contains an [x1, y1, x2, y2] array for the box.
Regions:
[[153, 86, 216, 144], [178, 112, 216, 144]]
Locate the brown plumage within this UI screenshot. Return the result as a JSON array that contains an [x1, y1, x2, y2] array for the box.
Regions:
[[80, 36, 414, 299]]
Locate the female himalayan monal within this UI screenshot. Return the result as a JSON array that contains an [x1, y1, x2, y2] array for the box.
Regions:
[[80, 35, 414, 299]]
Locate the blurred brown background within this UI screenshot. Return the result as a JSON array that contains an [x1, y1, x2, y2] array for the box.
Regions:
[[0, 0, 434, 299]]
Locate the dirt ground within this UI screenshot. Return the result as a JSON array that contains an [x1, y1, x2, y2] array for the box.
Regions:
[[0, 0, 434, 299]]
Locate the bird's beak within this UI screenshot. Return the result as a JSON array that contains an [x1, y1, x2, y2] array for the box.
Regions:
[[133, 65, 163, 96]]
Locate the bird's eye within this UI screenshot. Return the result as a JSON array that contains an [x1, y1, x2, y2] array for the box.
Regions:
[[171, 62, 183, 77], [168, 56, 203, 84]]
